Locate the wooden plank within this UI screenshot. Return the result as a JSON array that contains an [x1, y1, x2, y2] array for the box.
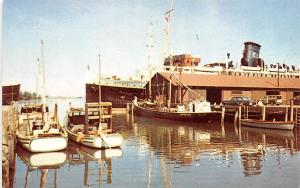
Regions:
[[87, 102, 112, 107], [88, 115, 112, 120]]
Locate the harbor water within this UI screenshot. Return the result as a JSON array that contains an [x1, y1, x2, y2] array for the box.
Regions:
[[13, 99, 300, 188]]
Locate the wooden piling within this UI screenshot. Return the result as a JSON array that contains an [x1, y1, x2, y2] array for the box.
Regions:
[[285, 107, 288, 122], [221, 106, 225, 125], [238, 106, 242, 122], [84, 103, 89, 134], [131, 103, 134, 116], [290, 99, 294, 122], [2, 104, 18, 188], [261, 106, 266, 121], [234, 110, 238, 125], [126, 103, 130, 114]]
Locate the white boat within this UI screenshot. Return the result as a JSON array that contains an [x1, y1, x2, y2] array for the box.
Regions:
[[241, 119, 294, 130], [17, 104, 68, 152], [16, 40, 68, 153], [66, 104, 123, 148], [67, 55, 123, 149], [16, 144, 67, 168]]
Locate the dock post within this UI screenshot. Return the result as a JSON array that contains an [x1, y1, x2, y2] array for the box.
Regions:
[[131, 103, 134, 116], [221, 106, 225, 125], [285, 107, 288, 122], [84, 103, 89, 134], [290, 99, 294, 122], [126, 103, 129, 114], [262, 106, 266, 121], [234, 110, 238, 125], [238, 106, 242, 121]]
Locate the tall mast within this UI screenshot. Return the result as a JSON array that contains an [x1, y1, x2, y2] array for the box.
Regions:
[[39, 40, 46, 106], [165, 0, 174, 109], [97, 53, 103, 134], [162, 0, 174, 66], [147, 22, 154, 101], [98, 54, 101, 103]]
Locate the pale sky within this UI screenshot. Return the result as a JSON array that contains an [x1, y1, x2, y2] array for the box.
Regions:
[[2, 0, 300, 96]]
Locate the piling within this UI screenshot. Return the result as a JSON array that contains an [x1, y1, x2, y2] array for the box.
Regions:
[[131, 103, 134, 116], [126, 103, 130, 114], [238, 106, 242, 122], [234, 110, 238, 125], [290, 99, 294, 122], [261, 106, 266, 121], [285, 107, 288, 122], [221, 106, 225, 125], [84, 103, 89, 134], [2, 104, 18, 188]]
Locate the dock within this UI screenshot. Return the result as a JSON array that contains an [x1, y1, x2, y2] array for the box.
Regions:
[[2, 104, 18, 188], [220, 100, 300, 125]]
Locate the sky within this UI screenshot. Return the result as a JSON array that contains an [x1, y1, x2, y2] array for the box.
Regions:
[[2, 0, 300, 97]]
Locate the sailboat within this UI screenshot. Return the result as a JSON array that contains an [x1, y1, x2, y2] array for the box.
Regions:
[[66, 54, 123, 148], [133, 1, 219, 121], [16, 40, 68, 152]]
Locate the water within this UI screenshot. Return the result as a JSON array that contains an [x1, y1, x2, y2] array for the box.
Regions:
[[13, 99, 300, 188]]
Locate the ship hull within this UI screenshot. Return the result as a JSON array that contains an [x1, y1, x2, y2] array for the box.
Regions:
[[86, 84, 145, 108]]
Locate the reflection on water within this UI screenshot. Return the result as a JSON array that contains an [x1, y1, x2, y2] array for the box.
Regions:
[[13, 99, 300, 187]]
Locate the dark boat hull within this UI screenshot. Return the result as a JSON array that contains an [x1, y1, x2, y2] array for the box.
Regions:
[[241, 119, 294, 130], [86, 84, 145, 108], [133, 104, 220, 121]]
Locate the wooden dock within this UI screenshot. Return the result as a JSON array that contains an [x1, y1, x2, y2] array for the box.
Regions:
[[220, 100, 300, 126], [2, 104, 18, 188]]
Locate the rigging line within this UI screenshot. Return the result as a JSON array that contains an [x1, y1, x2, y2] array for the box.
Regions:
[[172, 73, 202, 97]]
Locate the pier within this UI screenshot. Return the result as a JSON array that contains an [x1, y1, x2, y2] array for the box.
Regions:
[[220, 100, 300, 125], [2, 103, 18, 188]]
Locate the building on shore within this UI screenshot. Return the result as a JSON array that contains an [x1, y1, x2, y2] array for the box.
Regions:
[[145, 70, 300, 105]]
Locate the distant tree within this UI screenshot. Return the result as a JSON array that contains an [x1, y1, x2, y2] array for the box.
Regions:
[[20, 91, 41, 100]]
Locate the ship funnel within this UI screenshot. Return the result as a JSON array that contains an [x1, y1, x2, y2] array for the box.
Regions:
[[241, 42, 261, 67]]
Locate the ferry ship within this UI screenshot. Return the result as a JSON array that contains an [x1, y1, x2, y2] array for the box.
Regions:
[[86, 75, 147, 107]]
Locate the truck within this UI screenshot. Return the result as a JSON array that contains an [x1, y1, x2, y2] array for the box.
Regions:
[[262, 95, 282, 105]]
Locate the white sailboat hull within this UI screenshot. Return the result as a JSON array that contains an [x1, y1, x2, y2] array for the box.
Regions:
[[17, 135, 68, 152], [66, 128, 123, 149]]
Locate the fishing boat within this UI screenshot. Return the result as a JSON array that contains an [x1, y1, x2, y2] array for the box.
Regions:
[[16, 40, 68, 152], [241, 119, 294, 130], [133, 98, 217, 121], [66, 54, 123, 149]]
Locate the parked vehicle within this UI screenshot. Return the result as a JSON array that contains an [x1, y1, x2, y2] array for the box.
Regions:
[[222, 96, 256, 106], [262, 95, 282, 105]]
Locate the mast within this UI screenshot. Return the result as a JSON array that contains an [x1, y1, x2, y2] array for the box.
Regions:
[[98, 54, 102, 133], [39, 40, 46, 106], [147, 22, 154, 101], [38, 40, 47, 124], [162, 0, 174, 65], [165, 0, 174, 109]]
